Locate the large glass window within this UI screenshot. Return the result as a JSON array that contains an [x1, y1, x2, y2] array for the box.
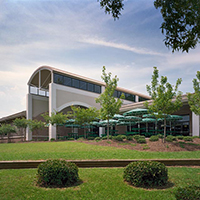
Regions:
[[114, 90, 135, 102], [53, 73, 101, 94], [139, 96, 149, 102]]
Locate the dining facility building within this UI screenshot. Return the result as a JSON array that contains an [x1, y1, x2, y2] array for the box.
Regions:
[[0, 66, 199, 141]]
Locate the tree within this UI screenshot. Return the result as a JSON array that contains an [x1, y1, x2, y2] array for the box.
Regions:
[[0, 124, 16, 143], [144, 67, 182, 142], [154, 0, 200, 52], [187, 71, 200, 136], [42, 112, 69, 140], [98, 0, 200, 52], [96, 66, 124, 139], [28, 120, 45, 141], [98, 0, 124, 19], [71, 106, 99, 138], [13, 118, 29, 142]]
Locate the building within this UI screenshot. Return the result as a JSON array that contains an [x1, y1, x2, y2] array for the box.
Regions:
[[0, 66, 199, 141]]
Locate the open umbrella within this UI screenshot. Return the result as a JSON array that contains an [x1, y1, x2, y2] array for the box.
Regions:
[[123, 108, 148, 116], [112, 114, 125, 120], [141, 118, 156, 133]]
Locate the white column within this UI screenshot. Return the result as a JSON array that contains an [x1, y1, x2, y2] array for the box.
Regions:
[[26, 93, 32, 141], [135, 95, 139, 102], [49, 83, 57, 140], [192, 112, 200, 137], [99, 127, 105, 137]]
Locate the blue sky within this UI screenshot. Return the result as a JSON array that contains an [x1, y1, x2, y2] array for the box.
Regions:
[[0, 0, 199, 118]]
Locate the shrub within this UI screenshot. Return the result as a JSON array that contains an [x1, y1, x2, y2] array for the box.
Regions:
[[37, 159, 79, 188], [77, 137, 85, 141], [113, 135, 124, 141], [95, 137, 101, 141], [166, 135, 177, 142], [102, 136, 108, 140], [126, 136, 133, 141], [123, 161, 168, 187], [87, 137, 95, 140], [192, 136, 199, 139], [121, 135, 127, 139], [136, 138, 146, 144], [174, 185, 200, 200], [50, 138, 55, 142], [176, 135, 184, 140], [149, 135, 159, 142], [67, 138, 75, 141], [183, 136, 193, 142], [157, 134, 164, 139], [133, 135, 141, 141]]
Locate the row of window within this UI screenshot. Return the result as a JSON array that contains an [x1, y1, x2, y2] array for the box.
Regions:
[[30, 86, 49, 97], [54, 73, 101, 94], [114, 90, 136, 102]]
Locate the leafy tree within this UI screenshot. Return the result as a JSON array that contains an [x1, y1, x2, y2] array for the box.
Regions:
[[71, 106, 99, 138], [98, 0, 200, 52], [0, 124, 16, 143], [144, 67, 182, 142], [187, 71, 200, 136], [13, 118, 29, 141], [154, 0, 200, 52], [98, 0, 124, 19], [42, 112, 68, 140], [96, 66, 124, 139], [28, 120, 45, 141]]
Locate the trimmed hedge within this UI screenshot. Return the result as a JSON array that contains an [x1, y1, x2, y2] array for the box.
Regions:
[[183, 136, 193, 142], [123, 161, 168, 187], [37, 159, 79, 188], [175, 185, 200, 200], [149, 135, 159, 142]]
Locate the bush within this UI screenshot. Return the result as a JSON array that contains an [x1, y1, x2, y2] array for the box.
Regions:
[[192, 136, 199, 139], [50, 138, 55, 142], [113, 135, 124, 141], [87, 137, 95, 140], [136, 138, 146, 144], [149, 135, 159, 142], [175, 185, 200, 200], [126, 136, 133, 141], [166, 135, 177, 142], [37, 159, 79, 188], [183, 136, 193, 142], [102, 136, 108, 140], [176, 135, 184, 140], [95, 137, 101, 141], [67, 138, 74, 141], [133, 135, 141, 141], [123, 161, 168, 187], [157, 134, 164, 139]]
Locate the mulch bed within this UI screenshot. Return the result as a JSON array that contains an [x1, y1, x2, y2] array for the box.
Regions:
[[77, 138, 200, 152]]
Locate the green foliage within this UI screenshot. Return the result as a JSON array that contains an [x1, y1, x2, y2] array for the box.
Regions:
[[28, 119, 44, 132], [145, 67, 182, 142], [42, 112, 68, 126], [149, 135, 159, 142], [87, 137, 95, 140], [133, 135, 141, 140], [176, 135, 184, 140], [126, 136, 133, 141], [136, 137, 146, 144], [154, 0, 200, 52], [183, 136, 193, 142], [102, 136, 108, 140], [37, 159, 79, 188], [187, 71, 200, 116], [0, 124, 16, 143], [50, 138, 55, 142], [157, 134, 164, 138], [98, 0, 124, 19], [95, 137, 101, 141], [67, 138, 75, 141], [123, 161, 168, 187], [96, 66, 124, 139], [13, 118, 29, 141], [113, 135, 124, 141], [175, 185, 200, 200], [166, 135, 177, 142]]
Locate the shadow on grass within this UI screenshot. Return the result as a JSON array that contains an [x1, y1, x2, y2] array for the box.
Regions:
[[125, 181, 175, 190], [35, 179, 84, 190]]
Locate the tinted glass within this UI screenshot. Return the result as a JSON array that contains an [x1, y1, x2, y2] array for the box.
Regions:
[[94, 85, 101, 93], [54, 74, 64, 84], [72, 79, 79, 88], [64, 76, 71, 86], [80, 80, 87, 90], [88, 83, 94, 92]]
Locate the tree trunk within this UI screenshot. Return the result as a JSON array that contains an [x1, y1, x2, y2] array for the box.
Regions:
[[163, 117, 166, 143], [23, 128, 26, 142], [107, 119, 109, 140], [7, 132, 10, 143]]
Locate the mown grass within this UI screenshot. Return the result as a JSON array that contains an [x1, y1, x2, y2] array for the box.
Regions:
[[0, 141, 200, 161], [0, 167, 200, 200]]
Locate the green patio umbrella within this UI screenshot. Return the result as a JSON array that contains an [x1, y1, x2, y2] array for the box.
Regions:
[[112, 114, 125, 120], [123, 108, 148, 116], [141, 118, 156, 133]]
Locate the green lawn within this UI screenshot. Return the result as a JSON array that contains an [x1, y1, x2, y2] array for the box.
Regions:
[[1, 167, 200, 200], [1, 141, 200, 161]]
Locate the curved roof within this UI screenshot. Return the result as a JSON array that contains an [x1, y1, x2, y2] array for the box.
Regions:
[[28, 65, 150, 99]]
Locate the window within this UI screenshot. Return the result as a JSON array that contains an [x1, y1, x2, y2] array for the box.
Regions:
[[64, 76, 71, 86], [80, 80, 87, 90], [54, 74, 64, 84], [94, 85, 101, 93], [139, 96, 149, 102], [88, 83, 94, 92], [72, 79, 79, 88]]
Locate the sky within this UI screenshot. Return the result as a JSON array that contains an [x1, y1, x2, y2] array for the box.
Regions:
[[0, 0, 199, 118]]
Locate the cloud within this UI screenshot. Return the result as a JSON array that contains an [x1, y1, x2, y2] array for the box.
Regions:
[[81, 37, 165, 56]]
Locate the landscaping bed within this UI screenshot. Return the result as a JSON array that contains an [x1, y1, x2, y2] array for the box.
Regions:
[[78, 137, 200, 152]]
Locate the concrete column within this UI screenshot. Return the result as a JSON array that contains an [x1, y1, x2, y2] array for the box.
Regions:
[[49, 83, 57, 140], [99, 127, 105, 137], [26, 93, 32, 141], [192, 112, 200, 137], [135, 95, 139, 102]]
